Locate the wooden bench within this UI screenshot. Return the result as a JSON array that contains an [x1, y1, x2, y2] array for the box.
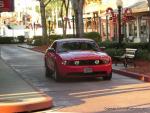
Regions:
[[113, 48, 138, 67]]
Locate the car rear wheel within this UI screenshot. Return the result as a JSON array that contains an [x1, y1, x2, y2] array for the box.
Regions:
[[103, 72, 112, 80]]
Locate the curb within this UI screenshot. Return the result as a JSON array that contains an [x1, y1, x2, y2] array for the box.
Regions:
[[2, 68, 54, 113], [18, 45, 35, 49], [18, 45, 45, 54], [113, 68, 150, 82], [0, 94, 53, 113], [31, 49, 45, 54]]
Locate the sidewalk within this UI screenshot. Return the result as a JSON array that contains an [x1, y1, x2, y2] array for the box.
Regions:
[[18, 43, 35, 49], [0, 58, 53, 113], [112, 63, 150, 82]]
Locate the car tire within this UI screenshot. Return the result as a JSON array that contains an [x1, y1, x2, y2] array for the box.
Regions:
[[52, 65, 62, 82], [45, 66, 50, 77], [45, 64, 52, 78], [103, 72, 112, 80]]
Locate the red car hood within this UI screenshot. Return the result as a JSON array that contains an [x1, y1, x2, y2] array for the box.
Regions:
[[58, 51, 108, 60]]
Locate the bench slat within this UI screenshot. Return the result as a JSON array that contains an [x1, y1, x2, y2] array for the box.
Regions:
[[113, 48, 137, 67]]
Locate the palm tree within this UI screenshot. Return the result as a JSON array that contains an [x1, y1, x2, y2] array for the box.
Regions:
[[46, 0, 70, 38], [60, 0, 70, 38], [37, 0, 51, 43], [71, 0, 84, 38]]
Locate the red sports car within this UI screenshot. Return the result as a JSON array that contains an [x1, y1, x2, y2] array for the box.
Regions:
[[44, 38, 112, 81]]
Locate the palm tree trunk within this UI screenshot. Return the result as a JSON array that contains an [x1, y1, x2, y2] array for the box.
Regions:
[[71, 0, 84, 38], [39, 1, 48, 41], [78, 0, 84, 38]]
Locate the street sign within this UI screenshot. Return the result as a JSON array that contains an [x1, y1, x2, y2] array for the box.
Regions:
[[0, 0, 14, 12], [0, 0, 4, 8]]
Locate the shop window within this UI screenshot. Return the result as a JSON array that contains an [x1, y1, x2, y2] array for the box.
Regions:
[[141, 20, 147, 34], [58, 20, 62, 28], [140, 19, 149, 42], [129, 21, 137, 37]]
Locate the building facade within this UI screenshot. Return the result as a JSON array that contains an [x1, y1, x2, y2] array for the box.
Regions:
[[84, 0, 150, 43], [0, 0, 41, 37], [53, 0, 150, 43]]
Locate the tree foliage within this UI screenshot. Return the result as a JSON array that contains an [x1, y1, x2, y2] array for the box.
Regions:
[[45, 0, 62, 17], [38, 0, 85, 40], [45, 0, 71, 38]]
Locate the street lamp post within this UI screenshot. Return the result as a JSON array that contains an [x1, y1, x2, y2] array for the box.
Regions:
[[106, 7, 117, 41], [48, 17, 51, 38], [148, 2, 150, 43], [72, 15, 75, 37], [106, 14, 109, 40], [34, 22, 36, 36], [116, 0, 123, 44]]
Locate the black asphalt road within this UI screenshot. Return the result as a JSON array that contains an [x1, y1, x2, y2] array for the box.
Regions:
[[1, 44, 150, 113]]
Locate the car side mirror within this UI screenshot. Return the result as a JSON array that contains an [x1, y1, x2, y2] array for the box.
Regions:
[[47, 48, 55, 53], [99, 47, 105, 51]]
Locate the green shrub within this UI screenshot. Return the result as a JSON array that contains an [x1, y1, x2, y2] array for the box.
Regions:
[[125, 43, 149, 49], [49, 33, 101, 42], [105, 48, 124, 57], [84, 32, 101, 42], [49, 35, 63, 41], [32, 38, 42, 46], [26, 38, 33, 45], [0, 37, 14, 44], [49, 34, 76, 42], [98, 42, 149, 50], [32, 36, 42, 46], [33, 36, 43, 39], [31, 36, 49, 46], [136, 49, 150, 60], [17, 36, 25, 43], [148, 44, 150, 52], [28, 35, 63, 46], [66, 34, 74, 38], [99, 42, 120, 49], [105, 48, 150, 61]]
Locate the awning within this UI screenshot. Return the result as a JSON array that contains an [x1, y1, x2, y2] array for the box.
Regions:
[[133, 11, 150, 16]]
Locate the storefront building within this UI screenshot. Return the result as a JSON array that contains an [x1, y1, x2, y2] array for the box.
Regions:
[[108, 1, 150, 43], [83, 0, 150, 43]]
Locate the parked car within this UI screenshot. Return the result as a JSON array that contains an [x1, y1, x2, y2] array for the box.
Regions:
[[44, 38, 112, 81]]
